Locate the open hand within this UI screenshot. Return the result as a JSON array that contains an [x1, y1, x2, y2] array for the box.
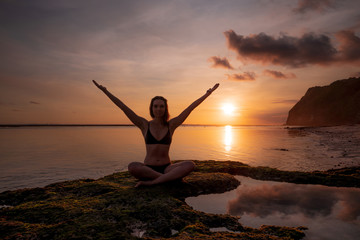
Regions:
[[92, 80, 107, 91], [207, 83, 220, 94]]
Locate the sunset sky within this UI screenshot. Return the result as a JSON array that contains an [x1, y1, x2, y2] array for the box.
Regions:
[[1, 0, 359, 125]]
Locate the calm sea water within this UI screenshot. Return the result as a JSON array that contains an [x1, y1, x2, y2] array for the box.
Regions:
[[1, 125, 359, 239], [1, 125, 359, 192]]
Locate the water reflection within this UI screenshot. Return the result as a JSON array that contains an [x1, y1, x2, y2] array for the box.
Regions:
[[224, 125, 233, 152], [186, 177, 360, 240], [228, 182, 360, 222]]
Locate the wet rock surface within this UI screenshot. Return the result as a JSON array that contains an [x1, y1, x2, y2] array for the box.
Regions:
[[1, 160, 359, 239], [192, 160, 360, 187], [285, 125, 360, 169]]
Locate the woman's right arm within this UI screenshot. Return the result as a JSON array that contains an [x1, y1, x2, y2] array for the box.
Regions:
[[92, 80, 147, 129]]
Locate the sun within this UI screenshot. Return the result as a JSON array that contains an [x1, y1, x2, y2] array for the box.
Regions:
[[222, 103, 235, 115]]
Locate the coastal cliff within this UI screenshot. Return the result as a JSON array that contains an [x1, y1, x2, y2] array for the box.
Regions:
[[286, 77, 360, 126]]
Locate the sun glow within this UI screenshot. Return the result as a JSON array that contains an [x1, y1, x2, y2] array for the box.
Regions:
[[222, 103, 235, 116]]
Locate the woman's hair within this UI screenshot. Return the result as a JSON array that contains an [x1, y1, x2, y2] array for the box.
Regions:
[[149, 96, 169, 124]]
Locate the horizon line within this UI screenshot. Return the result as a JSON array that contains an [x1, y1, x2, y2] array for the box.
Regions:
[[0, 123, 285, 128]]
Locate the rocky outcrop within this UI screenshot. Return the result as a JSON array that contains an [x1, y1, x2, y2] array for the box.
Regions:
[[2, 160, 360, 239], [286, 77, 360, 126]]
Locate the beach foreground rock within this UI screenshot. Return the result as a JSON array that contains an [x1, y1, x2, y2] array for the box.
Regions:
[[1, 160, 359, 239]]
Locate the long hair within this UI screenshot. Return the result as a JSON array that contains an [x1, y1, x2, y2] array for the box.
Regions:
[[149, 96, 169, 124]]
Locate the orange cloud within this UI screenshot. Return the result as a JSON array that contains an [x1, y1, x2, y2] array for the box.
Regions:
[[208, 56, 234, 70], [272, 99, 298, 104], [29, 101, 40, 105], [226, 72, 256, 81], [335, 30, 360, 64], [263, 69, 296, 79]]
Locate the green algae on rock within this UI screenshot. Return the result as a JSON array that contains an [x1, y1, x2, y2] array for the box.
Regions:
[[1, 171, 247, 239], [191, 160, 360, 188], [6, 160, 354, 239]]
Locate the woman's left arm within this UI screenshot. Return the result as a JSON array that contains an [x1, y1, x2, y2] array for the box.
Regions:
[[169, 83, 219, 129]]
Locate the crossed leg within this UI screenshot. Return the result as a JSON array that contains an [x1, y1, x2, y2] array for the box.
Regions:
[[128, 161, 195, 187]]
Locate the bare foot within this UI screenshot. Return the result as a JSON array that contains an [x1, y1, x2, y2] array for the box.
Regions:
[[135, 180, 154, 187]]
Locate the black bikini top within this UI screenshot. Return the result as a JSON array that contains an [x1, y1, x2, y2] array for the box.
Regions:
[[145, 123, 172, 145]]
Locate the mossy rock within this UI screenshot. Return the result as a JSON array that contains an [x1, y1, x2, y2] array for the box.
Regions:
[[191, 160, 360, 187], [3, 159, 357, 239]]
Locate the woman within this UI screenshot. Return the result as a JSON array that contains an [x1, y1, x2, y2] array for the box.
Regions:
[[92, 80, 219, 187]]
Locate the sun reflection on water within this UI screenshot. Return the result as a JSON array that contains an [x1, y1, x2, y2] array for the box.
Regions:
[[224, 125, 232, 152]]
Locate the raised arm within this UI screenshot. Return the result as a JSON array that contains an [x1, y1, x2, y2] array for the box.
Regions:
[[169, 83, 219, 130], [92, 80, 147, 129]]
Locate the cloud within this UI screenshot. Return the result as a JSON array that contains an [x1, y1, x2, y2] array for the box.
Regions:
[[224, 30, 338, 67], [29, 101, 40, 105], [226, 72, 256, 81], [249, 111, 289, 124], [208, 56, 234, 70], [351, 72, 360, 77], [272, 99, 298, 104], [293, 0, 336, 13], [335, 30, 360, 63], [224, 30, 360, 67], [263, 69, 296, 79]]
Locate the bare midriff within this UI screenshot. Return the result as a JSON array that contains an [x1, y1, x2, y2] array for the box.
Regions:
[[144, 144, 171, 166]]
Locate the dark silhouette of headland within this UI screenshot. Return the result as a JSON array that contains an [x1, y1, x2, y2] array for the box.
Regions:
[[286, 77, 360, 126]]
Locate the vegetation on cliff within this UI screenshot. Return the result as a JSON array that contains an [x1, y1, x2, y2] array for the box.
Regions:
[[1, 160, 359, 239]]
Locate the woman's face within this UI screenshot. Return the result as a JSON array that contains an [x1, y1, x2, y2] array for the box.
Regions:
[[152, 99, 166, 118]]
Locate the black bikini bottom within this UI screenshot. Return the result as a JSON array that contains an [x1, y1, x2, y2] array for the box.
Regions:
[[146, 163, 171, 174]]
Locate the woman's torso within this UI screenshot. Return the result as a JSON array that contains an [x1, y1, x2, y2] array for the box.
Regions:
[[142, 121, 173, 166]]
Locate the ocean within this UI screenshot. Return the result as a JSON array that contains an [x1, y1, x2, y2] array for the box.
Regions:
[[1, 125, 359, 239], [1, 125, 359, 192]]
